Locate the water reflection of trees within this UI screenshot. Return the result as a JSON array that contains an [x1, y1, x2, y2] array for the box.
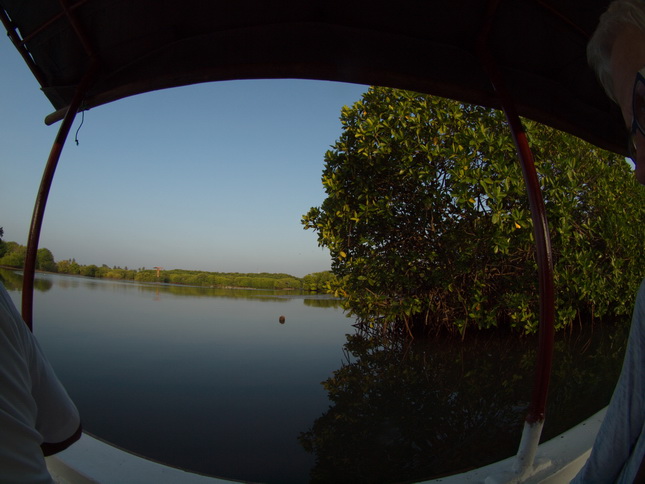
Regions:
[[134, 283, 318, 302], [134, 283, 344, 307], [299, 323, 628, 484], [303, 297, 342, 309], [0, 268, 53, 292]]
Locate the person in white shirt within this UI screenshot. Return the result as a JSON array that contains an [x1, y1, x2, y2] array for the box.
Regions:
[[0, 282, 81, 483], [573, 0, 645, 481]]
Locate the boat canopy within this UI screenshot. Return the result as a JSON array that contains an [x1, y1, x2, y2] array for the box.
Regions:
[[1, 1, 628, 477], [0, 0, 624, 155]]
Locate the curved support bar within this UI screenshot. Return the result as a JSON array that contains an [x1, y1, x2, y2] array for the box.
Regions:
[[21, 65, 97, 330], [476, 0, 556, 471]]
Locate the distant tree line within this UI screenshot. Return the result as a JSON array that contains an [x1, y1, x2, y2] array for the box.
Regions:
[[0, 231, 334, 292]]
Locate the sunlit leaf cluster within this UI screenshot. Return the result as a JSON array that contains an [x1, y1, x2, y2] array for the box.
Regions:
[[302, 87, 645, 335]]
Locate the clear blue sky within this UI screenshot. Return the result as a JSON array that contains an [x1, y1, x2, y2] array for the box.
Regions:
[[0, 39, 368, 278]]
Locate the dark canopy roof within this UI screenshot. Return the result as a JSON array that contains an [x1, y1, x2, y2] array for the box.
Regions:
[[0, 0, 625, 155]]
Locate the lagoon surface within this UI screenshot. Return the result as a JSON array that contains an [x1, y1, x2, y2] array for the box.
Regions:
[[0, 268, 629, 483]]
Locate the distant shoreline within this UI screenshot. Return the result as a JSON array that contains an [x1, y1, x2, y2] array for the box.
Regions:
[[0, 264, 332, 293]]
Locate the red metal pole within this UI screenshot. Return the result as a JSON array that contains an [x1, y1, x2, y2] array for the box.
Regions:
[[477, 2, 555, 426], [21, 66, 97, 330], [499, 95, 555, 424]]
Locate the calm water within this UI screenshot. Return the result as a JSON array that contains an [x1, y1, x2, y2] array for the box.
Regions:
[[0, 268, 630, 483]]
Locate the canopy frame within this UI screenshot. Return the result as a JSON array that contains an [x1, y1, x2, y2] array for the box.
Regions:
[[4, 0, 615, 480]]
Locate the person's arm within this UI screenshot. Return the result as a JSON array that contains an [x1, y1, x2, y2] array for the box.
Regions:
[[28, 333, 82, 455], [41, 423, 83, 456], [0, 283, 81, 483]]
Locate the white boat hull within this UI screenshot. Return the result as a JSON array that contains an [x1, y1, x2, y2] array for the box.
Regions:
[[47, 408, 606, 484]]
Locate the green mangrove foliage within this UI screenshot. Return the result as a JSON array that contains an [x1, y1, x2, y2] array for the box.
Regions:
[[0, 241, 56, 273], [301, 271, 336, 292], [302, 87, 645, 335], [0, 237, 333, 291], [0, 241, 27, 268], [134, 269, 302, 290]]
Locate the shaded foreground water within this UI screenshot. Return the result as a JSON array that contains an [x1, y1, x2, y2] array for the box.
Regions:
[[0, 268, 629, 483]]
